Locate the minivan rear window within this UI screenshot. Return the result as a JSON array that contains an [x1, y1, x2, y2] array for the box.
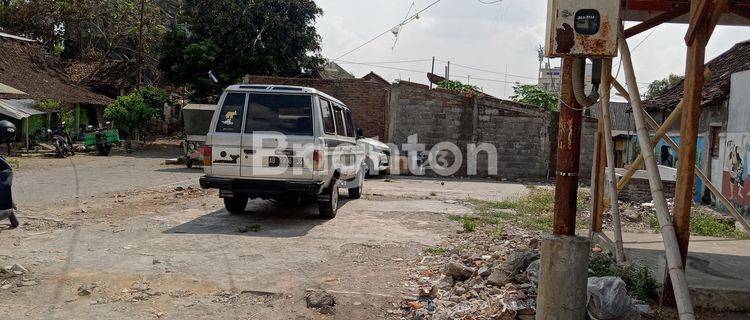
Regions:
[[244, 94, 313, 135]]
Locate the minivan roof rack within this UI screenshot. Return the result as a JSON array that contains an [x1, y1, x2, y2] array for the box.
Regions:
[[227, 84, 345, 106]]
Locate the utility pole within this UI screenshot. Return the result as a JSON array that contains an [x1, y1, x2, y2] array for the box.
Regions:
[[136, 0, 145, 91], [552, 57, 583, 236], [430, 56, 435, 89]]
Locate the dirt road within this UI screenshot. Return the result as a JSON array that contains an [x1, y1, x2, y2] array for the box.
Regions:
[[0, 149, 527, 319], [11, 148, 201, 210]]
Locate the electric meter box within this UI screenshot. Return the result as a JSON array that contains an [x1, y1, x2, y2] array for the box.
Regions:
[[545, 0, 620, 58]]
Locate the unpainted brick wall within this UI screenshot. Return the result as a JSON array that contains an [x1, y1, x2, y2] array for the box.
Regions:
[[245, 76, 390, 139], [388, 82, 597, 180], [619, 177, 677, 203]]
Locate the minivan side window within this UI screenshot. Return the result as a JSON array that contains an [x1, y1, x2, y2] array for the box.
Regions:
[[333, 105, 346, 137], [215, 92, 246, 133], [344, 110, 356, 137], [319, 98, 335, 134]]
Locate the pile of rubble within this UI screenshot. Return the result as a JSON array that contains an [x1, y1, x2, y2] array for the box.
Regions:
[[397, 227, 652, 319], [0, 263, 38, 290], [397, 231, 542, 320]]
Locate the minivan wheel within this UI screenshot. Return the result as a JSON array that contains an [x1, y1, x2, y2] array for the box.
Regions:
[[223, 196, 248, 215], [8, 213, 19, 229], [348, 171, 363, 199], [318, 180, 339, 219]]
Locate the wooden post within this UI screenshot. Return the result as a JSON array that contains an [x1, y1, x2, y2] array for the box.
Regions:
[[667, 0, 716, 306], [23, 117, 29, 150], [589, 125, 606, 243], [600, 58, 625, 262], [589, 125, 606, 239], [553, 57, 583, 236], [619, 24, 696, 320]]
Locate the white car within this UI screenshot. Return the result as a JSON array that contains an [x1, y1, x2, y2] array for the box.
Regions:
[[357, 138, 390, 176], [199, 84, 366, 219]]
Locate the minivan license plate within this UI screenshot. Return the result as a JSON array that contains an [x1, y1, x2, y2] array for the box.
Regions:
[[267, 156, 303, 167]]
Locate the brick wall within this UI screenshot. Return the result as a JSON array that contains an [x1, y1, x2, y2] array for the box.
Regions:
[[619, 177, 677, 203], [245, 75, 390, 139], [387, 82, 597, 180]]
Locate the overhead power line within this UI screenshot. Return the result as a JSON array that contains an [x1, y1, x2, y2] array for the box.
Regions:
[[435, 59, 537, 80], [337, 61, 534, 85], [332, 0, 443, 61]]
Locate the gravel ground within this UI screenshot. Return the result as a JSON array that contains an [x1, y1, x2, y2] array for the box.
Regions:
[[0, 147, 533, 319]]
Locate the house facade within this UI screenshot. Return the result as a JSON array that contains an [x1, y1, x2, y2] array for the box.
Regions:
[[0, 32, 112, 149], [645, 40, 750, 211]]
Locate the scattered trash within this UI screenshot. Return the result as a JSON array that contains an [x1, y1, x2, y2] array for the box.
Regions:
[[587, 276, 640, 320]]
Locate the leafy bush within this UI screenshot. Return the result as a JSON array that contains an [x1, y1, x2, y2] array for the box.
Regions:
[[35, 99, 73, 131], [104, 92, 158, 139], [510, 84, 558, 111], [438, 80, 480, 96]]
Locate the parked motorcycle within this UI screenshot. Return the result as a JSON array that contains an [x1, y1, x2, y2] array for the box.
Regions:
[[51, 122, 75, 158], [0, 120, 19, 229], [85, 122, 114, 156], [94, 127, 111, 156]]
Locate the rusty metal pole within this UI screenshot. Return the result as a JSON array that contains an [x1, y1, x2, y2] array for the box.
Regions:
[[553, 57, 583, 236]]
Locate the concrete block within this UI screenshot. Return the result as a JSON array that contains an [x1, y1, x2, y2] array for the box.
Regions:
[[537, 235, 590, 320]]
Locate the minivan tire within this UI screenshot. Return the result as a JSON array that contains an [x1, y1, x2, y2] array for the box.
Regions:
[[318, 180, 339, 219], [8, 213, 18, 229], [348, 171, 363, 199], [224, 196, 248, 215]]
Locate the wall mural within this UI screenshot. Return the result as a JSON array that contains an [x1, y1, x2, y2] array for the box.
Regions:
[[722, 134, 750, 207], [655, 136, 705, 204]]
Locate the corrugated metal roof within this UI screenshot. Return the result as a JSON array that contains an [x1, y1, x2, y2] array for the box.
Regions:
[[0, 32, 35, 42], [0, 82, 26, 95], [0, 99, 43, 119]]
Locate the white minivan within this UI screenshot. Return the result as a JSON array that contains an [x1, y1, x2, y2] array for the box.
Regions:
[[199, 85, 366, 218]]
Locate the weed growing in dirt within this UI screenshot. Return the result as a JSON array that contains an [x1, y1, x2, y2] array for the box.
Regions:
[[644, 207, 748, 239], [491, 223, 506, 239], [690, 207, 749, 239], [237, 224, 263, 233], [469, 187, 589, 231], [447, 215, 477, 232], [463, 218, 476, 232], [430, 192, 437, 196], [589, 253, 660, 301]]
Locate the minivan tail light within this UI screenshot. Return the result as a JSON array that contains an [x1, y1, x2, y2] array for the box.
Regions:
[[201, 146, 212, 166], [313, 148, 324, 171]]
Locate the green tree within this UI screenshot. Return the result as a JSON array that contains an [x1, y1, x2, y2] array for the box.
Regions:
[[104, 91, 158, 139], [511, 84, 559, 111], [158, 0, 325, 101], [646, 74, 684, 99]]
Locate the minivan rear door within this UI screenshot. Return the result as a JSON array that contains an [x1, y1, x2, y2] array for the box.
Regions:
[[208, 92, 247, 177], [239, 93, 315, 180]]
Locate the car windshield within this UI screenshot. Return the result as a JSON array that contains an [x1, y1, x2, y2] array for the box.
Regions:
[[244, 94, 313, 135]]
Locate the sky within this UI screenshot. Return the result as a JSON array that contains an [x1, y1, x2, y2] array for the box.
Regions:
[[313, 0, 750, 99]]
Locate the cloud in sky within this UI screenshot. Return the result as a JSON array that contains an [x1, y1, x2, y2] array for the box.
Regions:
[[314, 0, 750, 99]]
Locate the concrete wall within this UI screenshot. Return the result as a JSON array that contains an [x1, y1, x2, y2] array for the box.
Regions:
[[717, 70, 750, 214], [245, 75, 390, 140], [387, 81, 597, 180]]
